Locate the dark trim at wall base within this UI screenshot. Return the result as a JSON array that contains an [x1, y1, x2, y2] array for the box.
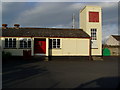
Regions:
[[92, 48, 98, 49], [47, 56, 90, 61], [91, 55, 102, 57], [3, 56, 90, 62]]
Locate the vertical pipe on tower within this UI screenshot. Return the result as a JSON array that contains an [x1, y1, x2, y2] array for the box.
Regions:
[[72, 13, 75, 29]]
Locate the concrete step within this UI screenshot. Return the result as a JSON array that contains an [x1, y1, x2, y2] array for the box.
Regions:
[[33, 56, 49, 61], [92, 56, 103, 61]]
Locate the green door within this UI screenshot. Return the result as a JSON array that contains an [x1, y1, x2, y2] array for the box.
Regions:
[[103, 48, 111, 56]]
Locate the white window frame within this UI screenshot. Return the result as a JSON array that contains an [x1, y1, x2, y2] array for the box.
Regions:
[[4, 38, 16, 48], [91, 28, 97, 40], [91, 28, 98, 48], [50, 39, 61, 49], [19, 38, 31, 48]]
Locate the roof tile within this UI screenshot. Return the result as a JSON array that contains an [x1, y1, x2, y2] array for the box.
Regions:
[[2, 28, 90, 38]]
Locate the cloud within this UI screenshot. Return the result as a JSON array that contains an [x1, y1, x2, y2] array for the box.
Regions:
[[0, 2, 2, 27], [3, 2, 118, 26], [102, 24, 118, 43], [10, 2, 118, 26], [2, 0, 31, 2], [11, 3, 78, 27], [2, 2, 119, 42], [2, 2, 38, 26], [2, 0, 120, 2]]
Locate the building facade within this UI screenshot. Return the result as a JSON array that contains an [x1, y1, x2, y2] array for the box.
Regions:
[[80, 6, 102, 56], [1, 6, 102, 57], [1, 28, 90, 56], [104, 35, 120, 56], [106, 35, 120, 46]]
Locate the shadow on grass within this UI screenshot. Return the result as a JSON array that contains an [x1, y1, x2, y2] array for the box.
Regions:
[[75, 76, 120, 88]]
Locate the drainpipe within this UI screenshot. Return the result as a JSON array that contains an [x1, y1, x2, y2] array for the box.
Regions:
[[89, 38, 92, 60]]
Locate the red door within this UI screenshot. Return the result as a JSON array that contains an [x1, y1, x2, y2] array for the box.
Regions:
[[34, 39, 46, 54]]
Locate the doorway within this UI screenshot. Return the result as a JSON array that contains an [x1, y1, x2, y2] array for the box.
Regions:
[[34, 39, 46, 55]]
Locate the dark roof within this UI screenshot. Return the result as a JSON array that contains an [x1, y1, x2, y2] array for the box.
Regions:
[[2, 28, 90, 38], [112, 35, 120, 41]]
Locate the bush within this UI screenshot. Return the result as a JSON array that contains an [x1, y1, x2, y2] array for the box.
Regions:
[[2, 51, 12, 59]]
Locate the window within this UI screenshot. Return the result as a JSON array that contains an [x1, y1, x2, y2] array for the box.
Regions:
[[91, 29, 97, 40], [5, 38, 16, 48], [89, 12, 99, 22], [91, 29, 98, 48], [49, 39, 61, 49], [19, 38, 31, 48]]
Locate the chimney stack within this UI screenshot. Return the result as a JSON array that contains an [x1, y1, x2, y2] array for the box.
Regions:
[[2, 24, 8, 29], [14, 24, 20, 29]]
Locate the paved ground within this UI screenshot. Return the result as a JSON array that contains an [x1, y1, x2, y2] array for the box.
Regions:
[[2, 57, 120, 88]]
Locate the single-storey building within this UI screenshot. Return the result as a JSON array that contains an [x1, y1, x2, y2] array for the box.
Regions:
[[104, 35, 120, 56], [1, 27, 90, 56], [1, 6, 102, 57], [106, 35, 120, 46]]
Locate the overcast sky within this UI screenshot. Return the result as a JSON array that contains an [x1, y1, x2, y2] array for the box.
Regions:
[[1, 2, 119, 43]]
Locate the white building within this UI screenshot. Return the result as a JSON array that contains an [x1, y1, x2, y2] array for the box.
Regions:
[[106, 35, 120, 46], [1, 6, 102, 57], [80, 6, 102, 56]]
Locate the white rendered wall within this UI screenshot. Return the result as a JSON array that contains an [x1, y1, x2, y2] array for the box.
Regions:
[[80, 6, 102, 56], [106, 36, 119, 46], [1, 37, 32, 56], [49, 38, 90, 56], [1, 37, 90, 56]]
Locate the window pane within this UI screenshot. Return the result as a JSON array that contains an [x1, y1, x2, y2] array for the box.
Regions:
[[13, 38, 16, 41], [57, 42, 60, 45], [24, 41, 27, 48], [20, 40, 23, 48], [91, 29, 97, 40], [9, 41, 12, 47], [57, 45, 60, 48], [5, 43, 8, 48], [53, 39, 56, 47], [24, 39, 27, 41], [53, 39, 56, 41], [5, 39, 8, 48], [13, 42, 16, 45], [53, 42, 56, 45], [57, 39, 60, 45], [52, 39, 61, 48], [28, 39, 31, 41], [9, 38, 12, 47], [53, 45, 56, 48], [9, 45, 12, 48], [20, 40, 23, 43], [13, 42, 16, 47], [20, 46, 23, 48], [13, 39, 16, 48], [9, 38, 12, 41], [28, 41, 31, 48], [57, 39, 60, 42], [13, 45, 16, 48], [5, 39, 8, 42], [24, 45, 27, 48], [20, 44, 23, 48], [19, 39, 31, 48]]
